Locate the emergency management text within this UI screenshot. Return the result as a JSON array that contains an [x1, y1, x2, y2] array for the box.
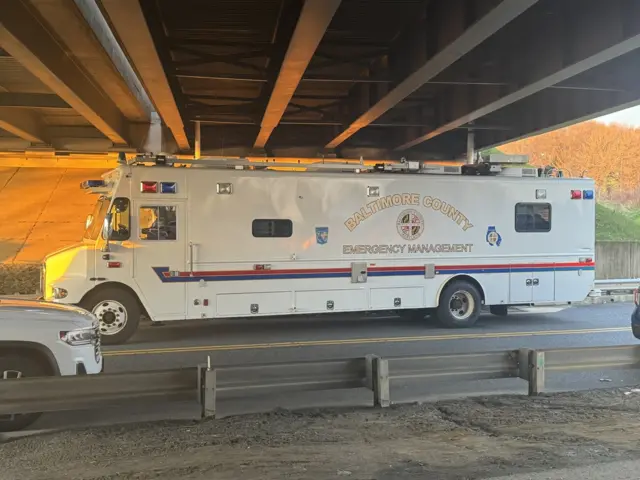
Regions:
[[343, 243, 474, 255], [344, 194, 473, 232]]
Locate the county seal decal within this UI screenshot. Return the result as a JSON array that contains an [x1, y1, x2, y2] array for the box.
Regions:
[[486, 225, 502, 247], [315, 226, 329, 245], [396, 209, 424, 241]]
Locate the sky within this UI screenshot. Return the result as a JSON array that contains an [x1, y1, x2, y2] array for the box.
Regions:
[[596, 105, 640, 127]]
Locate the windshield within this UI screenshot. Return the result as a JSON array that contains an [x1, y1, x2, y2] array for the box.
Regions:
[[83, 196, 111, 241]]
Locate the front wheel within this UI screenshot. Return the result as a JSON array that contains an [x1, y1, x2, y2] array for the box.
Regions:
[[81, 287, 140, 345], [436, 280, 482, 328], [0, 354, 47, 432]]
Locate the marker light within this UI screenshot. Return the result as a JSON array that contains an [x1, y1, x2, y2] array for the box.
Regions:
[[570, 190, 582, 199], [217, 183, 233, 194], [535, 189, 547, 199], [140, 181, 158, 193], [160, 182, 177, 194], [583, 189, 594, 200]]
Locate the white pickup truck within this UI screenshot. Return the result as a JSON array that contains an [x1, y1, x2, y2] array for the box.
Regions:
[[0, 298, 103, 431]]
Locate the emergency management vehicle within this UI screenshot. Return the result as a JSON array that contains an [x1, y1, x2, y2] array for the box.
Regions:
[[40, 154, 596, 344]]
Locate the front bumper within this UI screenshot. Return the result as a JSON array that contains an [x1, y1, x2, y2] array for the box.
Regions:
[[76, 357, 104, 374], [56, 341, 103, 376]]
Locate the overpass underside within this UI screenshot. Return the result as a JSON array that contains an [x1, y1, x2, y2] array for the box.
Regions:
[[0, 0, 640, 161]]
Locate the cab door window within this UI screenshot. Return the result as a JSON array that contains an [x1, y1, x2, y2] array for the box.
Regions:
[[107, 197, 131, 241]]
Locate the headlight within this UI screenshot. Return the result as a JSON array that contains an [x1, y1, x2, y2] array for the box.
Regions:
[[60, 326, 97, 346], [53, 287, 68, 299]]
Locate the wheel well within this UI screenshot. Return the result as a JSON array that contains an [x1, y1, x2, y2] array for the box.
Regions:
[[0, 342, 59, 376], [438, 275, 486, 304], [80, 282, 149, 318]]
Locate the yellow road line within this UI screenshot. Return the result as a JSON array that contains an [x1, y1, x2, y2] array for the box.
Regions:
[[104, 326, 631, 357]]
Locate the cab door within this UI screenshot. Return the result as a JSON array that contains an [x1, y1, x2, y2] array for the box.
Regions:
[[133, 201, 186, 320]]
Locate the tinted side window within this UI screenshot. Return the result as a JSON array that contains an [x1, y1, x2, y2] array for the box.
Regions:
[[515, 203, 551, 232], [139, 206, 177, 240], [252, 219, 293, 238]]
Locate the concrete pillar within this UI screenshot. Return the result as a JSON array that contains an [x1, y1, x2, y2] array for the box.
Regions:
[[466, 129, 475, 164], [195, 121, 201, 159]]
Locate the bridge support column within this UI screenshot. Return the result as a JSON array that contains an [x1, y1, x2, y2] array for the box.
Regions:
[[195, 121, 201, 159], [466, 129, 475, 164]]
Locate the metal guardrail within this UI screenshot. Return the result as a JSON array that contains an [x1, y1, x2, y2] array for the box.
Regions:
[[591, 279, 639, 296], [0, 368, 197, 416], [3, 345, 640, 419]]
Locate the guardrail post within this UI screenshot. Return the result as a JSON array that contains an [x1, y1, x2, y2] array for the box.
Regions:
[[365, 354, 376, 391], [372, 356, 390, 408], [528, 350, 545, 396], [198, 364, 217, 418], [517, 348, 531, 382]]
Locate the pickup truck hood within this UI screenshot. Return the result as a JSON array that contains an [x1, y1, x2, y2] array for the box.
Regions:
[[0, 299, 95, 327]]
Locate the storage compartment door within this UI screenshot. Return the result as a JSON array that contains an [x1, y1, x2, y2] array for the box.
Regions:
[[509, 272, 532, 304], [532, 271, 555, 303]]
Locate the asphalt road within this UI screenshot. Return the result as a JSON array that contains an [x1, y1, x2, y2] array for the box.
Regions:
[[103, 302, 635, 373], [12, 301, 640, 436]]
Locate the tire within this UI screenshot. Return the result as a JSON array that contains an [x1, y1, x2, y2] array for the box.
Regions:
[[435, 280, 482, 328], [81, 287, 140, 345], [490, 305, 509, 317], [0, 354, 48, 432]]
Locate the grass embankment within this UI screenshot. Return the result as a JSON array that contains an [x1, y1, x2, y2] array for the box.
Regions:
[[0, 264, 40, 296], [596, 203, 640, 241]]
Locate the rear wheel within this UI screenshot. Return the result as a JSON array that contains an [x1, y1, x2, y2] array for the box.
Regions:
[[0, 354, 48, 432], [436, 280, 482, 328], [81, 287, 140, 345]]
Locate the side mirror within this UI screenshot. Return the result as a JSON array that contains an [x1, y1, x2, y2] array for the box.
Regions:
[[85, 214, 94, 230], [103, 213, 113, 239]]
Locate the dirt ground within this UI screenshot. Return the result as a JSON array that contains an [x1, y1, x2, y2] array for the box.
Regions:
[[3, 388, 640, 480]]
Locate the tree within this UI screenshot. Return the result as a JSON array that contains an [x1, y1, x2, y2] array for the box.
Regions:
[[500, 121, 640, 204]]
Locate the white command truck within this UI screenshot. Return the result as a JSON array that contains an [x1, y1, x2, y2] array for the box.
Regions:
[[40, 154, 596, 344]]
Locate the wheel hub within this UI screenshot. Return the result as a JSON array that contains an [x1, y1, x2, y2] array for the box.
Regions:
[[93, 300, 128, 335], [449, 291, 474, 320], [102, 311, 117, 325]]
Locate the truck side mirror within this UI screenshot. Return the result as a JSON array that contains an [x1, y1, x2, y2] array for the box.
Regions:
[[103, 213, 113, 239]]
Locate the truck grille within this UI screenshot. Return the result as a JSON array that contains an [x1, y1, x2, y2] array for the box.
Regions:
[[93, 321, 102, 362]]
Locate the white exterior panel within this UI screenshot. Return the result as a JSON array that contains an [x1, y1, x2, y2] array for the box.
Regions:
[[43, 161, 597, 323]]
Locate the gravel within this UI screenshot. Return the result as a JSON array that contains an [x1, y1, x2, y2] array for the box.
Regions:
[[3, 387, 640, 479]]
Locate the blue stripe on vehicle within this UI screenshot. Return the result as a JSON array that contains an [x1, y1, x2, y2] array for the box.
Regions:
[[152, 266, 595, 282]]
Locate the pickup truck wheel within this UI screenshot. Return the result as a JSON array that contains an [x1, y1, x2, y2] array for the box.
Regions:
[[0, 354, 47, 432], [436, 280, 481, 328], [82, 288, 140, 345]]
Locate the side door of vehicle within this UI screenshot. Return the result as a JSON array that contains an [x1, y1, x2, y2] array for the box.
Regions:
[[132, 201, 187, 320]]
